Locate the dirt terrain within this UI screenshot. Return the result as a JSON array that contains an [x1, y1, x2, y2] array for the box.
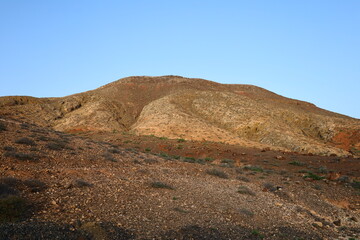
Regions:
[[0, 117, 359, 239], [0, 76, 359, 156], [0, 76, 360, 239]]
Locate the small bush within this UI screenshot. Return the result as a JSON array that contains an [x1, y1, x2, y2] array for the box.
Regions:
[[3, 146, 16, 152], [221, 159, 235, 164], [144, 158, 158, 164], [177, 138, 186, 143], [239, 208, 254, 217], [238, 186, 256, 196], [4, 152, 39, 161], [108, 148, 120, 154], [0, 122, 7, 131], [316, 166, 329, 174], [303, 172, 325, 180], [45, 142, 67, 151], [20, 123, 30, 129], [150, 181, 174, 190], [204, 157, 214, 162], [0, 177, 21, 188], [23, 179, 47, 192], [206, 169, 228, 179], [288, 161, 306, 166], [183, 157, 196, 163], [237, 176, 250, 182], [263, 183, 277, 192], [15, 138, 36, 146], [244, 165, 264, 172], [0, 195, 29, 223], [103, 153, 117, 162], [145, 148, 151, 152], [0, 184, 18, 197]]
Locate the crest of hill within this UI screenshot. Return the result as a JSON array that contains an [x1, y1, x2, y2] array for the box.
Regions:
[[0, 75, 359, 156]]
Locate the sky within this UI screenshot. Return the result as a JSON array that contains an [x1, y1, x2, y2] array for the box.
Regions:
[[0, 1, 359, 119]]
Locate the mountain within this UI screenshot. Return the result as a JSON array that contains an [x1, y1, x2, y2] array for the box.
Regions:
[[1, 75, 359, 156]]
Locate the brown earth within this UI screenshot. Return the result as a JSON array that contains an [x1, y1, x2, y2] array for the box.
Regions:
[[0, 117, 360, 239], [1, 75, 359, 157]]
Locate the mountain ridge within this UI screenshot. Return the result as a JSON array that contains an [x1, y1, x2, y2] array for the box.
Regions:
[[0, 75, 359, 156]]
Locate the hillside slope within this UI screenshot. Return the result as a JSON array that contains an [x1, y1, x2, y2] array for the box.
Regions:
[[0, 76, 359, 156]]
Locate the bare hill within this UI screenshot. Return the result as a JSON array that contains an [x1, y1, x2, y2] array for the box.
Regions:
[[1, 76, 359, 156], [0, 116, 360, 239]]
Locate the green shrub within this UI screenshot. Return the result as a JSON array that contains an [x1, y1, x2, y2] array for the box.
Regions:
[[204, 157, 214, 162], [244, 165, 264, 172], [206, 169, 228, 179], [288, 161, 306, 166], [303, 172, 325, 180]]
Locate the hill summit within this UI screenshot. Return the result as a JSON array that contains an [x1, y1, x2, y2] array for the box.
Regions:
[[1, 75, 359, 156]]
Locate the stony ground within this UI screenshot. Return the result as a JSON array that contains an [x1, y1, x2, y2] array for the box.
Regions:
[[0, 117, 359, 240]]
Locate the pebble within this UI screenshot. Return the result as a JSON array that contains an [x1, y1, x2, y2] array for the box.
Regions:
[[312, 222, 323, 228]]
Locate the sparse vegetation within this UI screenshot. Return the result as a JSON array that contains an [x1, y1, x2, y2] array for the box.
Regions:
[[177, 138, 186, 143], [3, 146, 16, 151], [108, 148, 120, 154], [150, 181, 174, 190], [238, 186, 256, 196], [204, 157, 214, 162], [206, 169, 228, 179], [103, 153, 117, 162], [316, 166, 329, 174], [243, 165, 264, 173], [263, 183, 277, 192], [15, 137, 36, 146], [237, 176, 250, 182], [239, 208, 254, 217], [220, 159, 235, 168], [4, 152, 39, 161], [289, 161, 306, 166], [303, 172, 325, 181], [145, 148, 151, 152], [45, 142, 67, 151]]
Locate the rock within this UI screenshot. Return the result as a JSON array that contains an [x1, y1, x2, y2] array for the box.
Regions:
[[275, 155, 285, 160], [312, 222, 323, 228], [333, 219, 341, 226]]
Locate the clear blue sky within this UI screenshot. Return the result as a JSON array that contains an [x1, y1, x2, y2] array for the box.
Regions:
[[1, 1, 359, 119]]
